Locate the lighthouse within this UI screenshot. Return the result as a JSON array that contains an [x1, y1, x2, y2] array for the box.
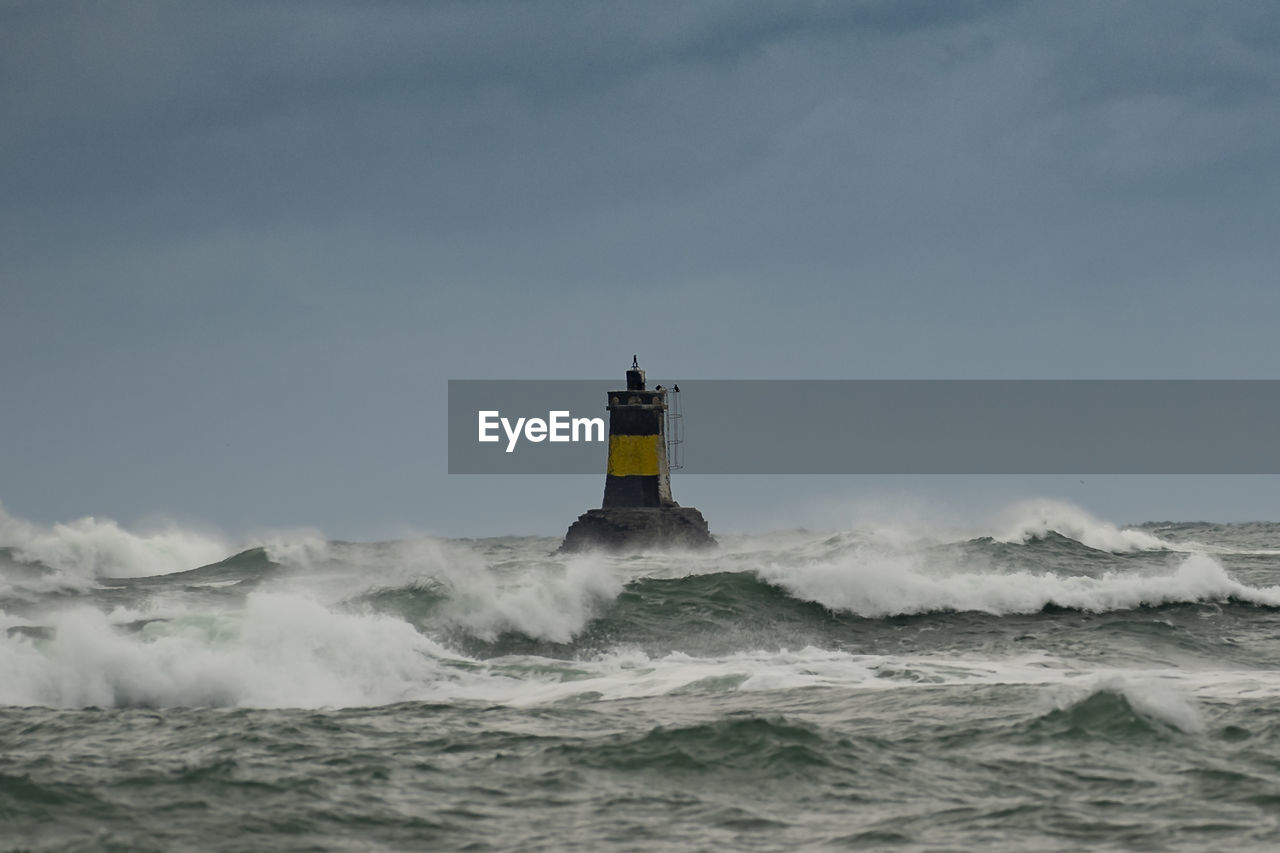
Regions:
[[560, 358, 714, 552], [602, 356, 674, 508]]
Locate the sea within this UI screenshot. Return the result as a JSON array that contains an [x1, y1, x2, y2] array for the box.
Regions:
[[3, 501, 1280, 852]]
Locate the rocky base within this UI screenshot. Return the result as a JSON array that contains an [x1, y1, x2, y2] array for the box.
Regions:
[[559, 507, 716, 553]]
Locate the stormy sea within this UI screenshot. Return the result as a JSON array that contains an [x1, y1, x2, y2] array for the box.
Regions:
[[3, 501, 1280, 851]]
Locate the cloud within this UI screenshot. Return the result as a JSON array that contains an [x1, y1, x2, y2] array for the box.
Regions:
[[0, 2, 1034, 254], [4, 1, 1280, 533]]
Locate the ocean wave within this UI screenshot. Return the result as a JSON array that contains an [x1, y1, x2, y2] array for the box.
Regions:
[[324, 535, 1277, 652], [1038, 677, 1206, 734], [234, 534, 620, 645], [758, 552, 1280, 618], [420, 552, 622, 645], [0, 592, 458, 708], [0, 503, 230, 583], [6, 594, 1280, 711], [992, 500, 1173, 552], [556, 716, 835, 775]]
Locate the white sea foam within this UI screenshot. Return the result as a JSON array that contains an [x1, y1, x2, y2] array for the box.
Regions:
[[258, 532, 329, 565], [992, 499, 1172, 552], [0, 621, 1069, 709], [0, 581, 623, 709], [251, 535, 623, 644], [437, 553, 622, 643], [432, 649, 1280, 710], [1045, 675, 1207, 733], [0, 502, 230, 582], [757, 550, 1280, 618], [5, 594, 1280, 711], [0, 592, 458, 708]]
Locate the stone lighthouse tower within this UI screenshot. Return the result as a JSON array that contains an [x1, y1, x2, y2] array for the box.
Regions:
[[560, 357, 714, 552]]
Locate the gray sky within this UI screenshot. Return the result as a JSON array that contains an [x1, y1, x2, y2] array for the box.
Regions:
[[4, 1, 1280, 539]]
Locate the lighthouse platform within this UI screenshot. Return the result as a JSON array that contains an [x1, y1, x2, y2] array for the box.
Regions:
[[560, 506, 714, 552]]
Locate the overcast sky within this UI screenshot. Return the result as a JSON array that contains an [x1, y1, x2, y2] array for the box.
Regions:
[[4, 1, 1280, 539]]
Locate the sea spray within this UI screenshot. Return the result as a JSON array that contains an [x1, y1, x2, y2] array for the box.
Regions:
[[0, 502, 229, 582], [994, 499, 1173, 552], [1042, 675, 1207, 734], [0, 593, 458, 708], [757, 549, 1280, 618]]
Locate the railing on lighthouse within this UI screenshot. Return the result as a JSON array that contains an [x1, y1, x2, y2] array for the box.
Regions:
[[666, 384, 683, 471]]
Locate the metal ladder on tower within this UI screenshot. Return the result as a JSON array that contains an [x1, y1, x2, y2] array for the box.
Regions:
[[666, 384, 683, 471]]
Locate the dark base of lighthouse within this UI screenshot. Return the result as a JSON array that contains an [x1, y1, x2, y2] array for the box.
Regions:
[[559, 507, 715, 553]]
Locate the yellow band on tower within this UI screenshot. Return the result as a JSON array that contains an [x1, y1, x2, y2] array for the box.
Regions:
[[607, 434, 662, 477]]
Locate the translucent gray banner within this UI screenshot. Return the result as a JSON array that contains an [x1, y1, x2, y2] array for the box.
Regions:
[[448, 380, 1280, 474]]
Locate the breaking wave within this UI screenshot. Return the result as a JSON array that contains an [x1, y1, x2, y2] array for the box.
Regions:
[[3, 499, 1280, 711], [0, 593, 455, 709], [758, 552, 1280, 619], [0, 502, 229, 584], [1037, 677, 1207, 734], [993, 500, 1173, 552]]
